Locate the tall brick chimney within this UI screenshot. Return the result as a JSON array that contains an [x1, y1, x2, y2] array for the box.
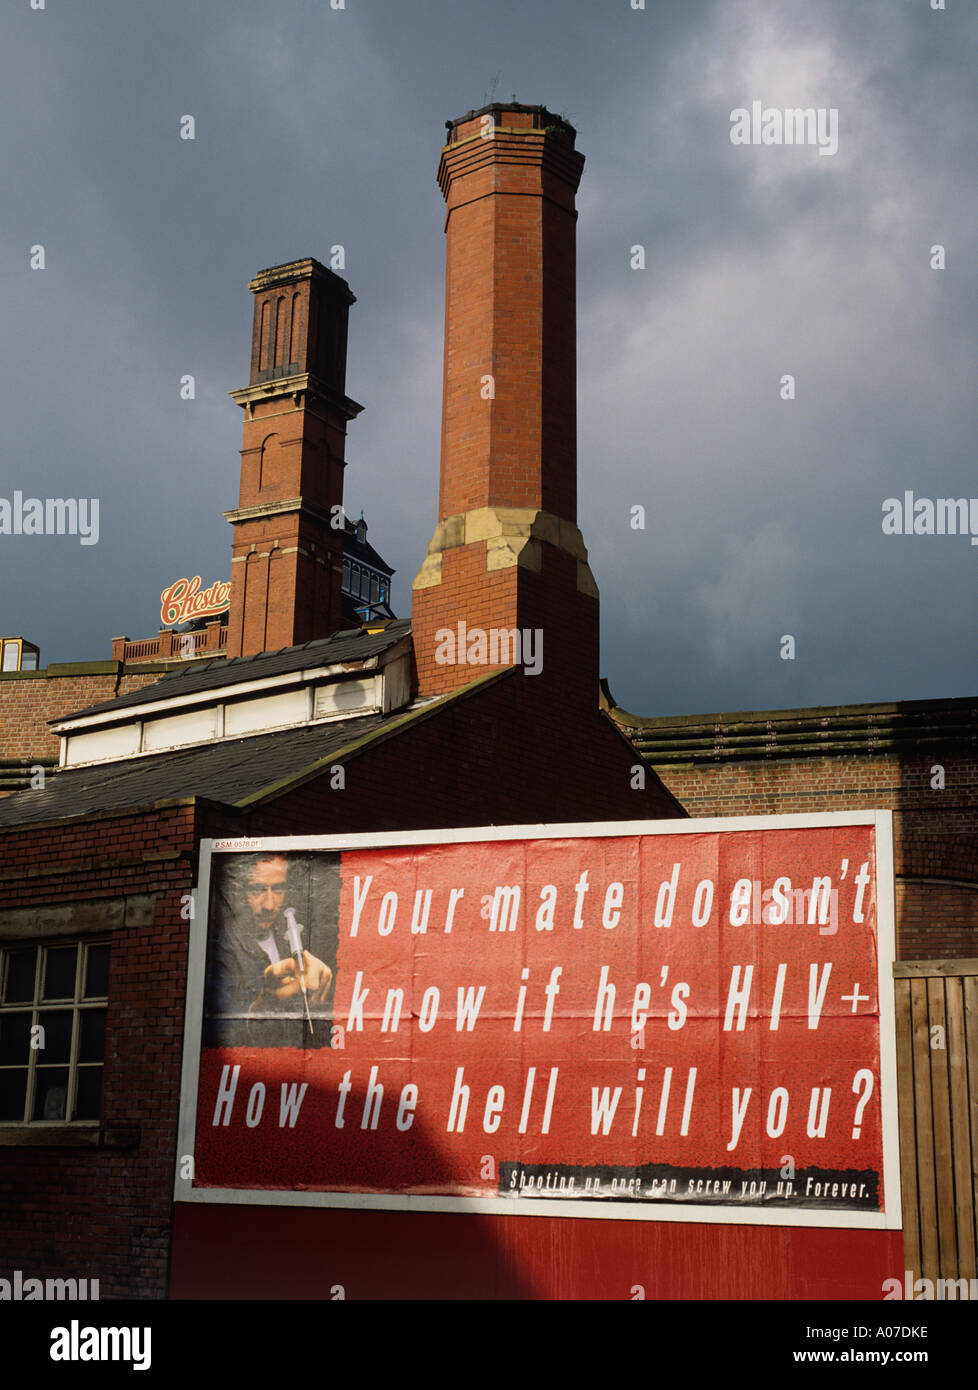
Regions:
[[224, 258, 363, 658], [412, 104, 600, 704]]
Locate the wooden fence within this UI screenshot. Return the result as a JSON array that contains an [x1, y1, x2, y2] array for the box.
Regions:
[[894, 959, 978, 1294]]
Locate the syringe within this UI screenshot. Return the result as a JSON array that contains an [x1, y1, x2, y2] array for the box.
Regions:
[[283, 907, 314, 1036]]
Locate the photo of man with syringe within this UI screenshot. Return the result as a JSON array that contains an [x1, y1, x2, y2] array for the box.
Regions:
[[202, 850, 339, 1048]]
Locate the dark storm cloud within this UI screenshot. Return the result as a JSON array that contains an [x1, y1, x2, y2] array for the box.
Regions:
[[0, 0, 974, 716]]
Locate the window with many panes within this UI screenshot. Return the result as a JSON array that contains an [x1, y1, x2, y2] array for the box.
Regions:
[[0, 940, 109, 1123]]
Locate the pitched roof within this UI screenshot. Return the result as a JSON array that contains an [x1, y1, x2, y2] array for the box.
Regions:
[[0, 713, 392, 827], [58, 619, 412, 723], [0, 668, 509, 829]]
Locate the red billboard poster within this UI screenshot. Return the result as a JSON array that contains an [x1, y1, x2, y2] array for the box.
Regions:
[[175, 814, 901, 1227]]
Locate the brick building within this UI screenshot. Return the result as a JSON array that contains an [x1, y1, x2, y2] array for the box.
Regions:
[[0, 104, 685, 1300], [0, 103, 972, 1301], [605, 692, 978, 963]]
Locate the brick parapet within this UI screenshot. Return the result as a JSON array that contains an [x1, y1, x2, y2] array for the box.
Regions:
[[635, 741, 978, 960], [0, 668, 170, 762]]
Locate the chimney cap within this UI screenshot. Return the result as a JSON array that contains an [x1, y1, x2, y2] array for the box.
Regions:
[[446, 103, 576, 140], [247, 257, 355, 303]]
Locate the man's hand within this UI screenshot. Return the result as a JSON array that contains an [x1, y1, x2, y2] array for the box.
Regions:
[[260, 951, 333, 1005]]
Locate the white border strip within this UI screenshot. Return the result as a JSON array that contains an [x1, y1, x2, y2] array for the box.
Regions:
[[874, 810, 903, 1228], [175, 812, 901, 1229]]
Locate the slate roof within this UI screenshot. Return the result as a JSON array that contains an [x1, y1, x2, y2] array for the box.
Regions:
[[0, 711, 397, 827], [59, 619, 412, 724]]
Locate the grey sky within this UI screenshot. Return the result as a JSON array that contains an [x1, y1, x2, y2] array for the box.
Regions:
[[1, 0, 975, 716]]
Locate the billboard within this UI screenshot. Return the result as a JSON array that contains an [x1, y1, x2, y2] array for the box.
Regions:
[[175, 813, 901, 1227]]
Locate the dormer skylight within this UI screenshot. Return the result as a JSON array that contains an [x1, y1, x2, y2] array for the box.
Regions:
[[50, 623, 412, 770]]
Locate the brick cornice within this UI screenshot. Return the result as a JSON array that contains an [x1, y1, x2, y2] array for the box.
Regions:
[[230, 372, 363, 422], [247, 258, 355, 300], [438, 127, 584, 200], [223, 495, 340, 527]]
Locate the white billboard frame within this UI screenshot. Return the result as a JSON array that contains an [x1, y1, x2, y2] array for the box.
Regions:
[[174, 811, 902, 1229]]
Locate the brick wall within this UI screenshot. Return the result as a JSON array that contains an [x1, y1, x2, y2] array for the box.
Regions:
[[652, 750, 978, 959], [0, 804, 197, 1299], [243, 671, 682, 837], [0, 667, 166, 763], [412, 546, 600, 705], [0, 671, 679, 1298]]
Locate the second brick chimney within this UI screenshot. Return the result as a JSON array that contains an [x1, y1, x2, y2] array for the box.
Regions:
[[225, 259, 363, 658], [412, 104, 600, 705]]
